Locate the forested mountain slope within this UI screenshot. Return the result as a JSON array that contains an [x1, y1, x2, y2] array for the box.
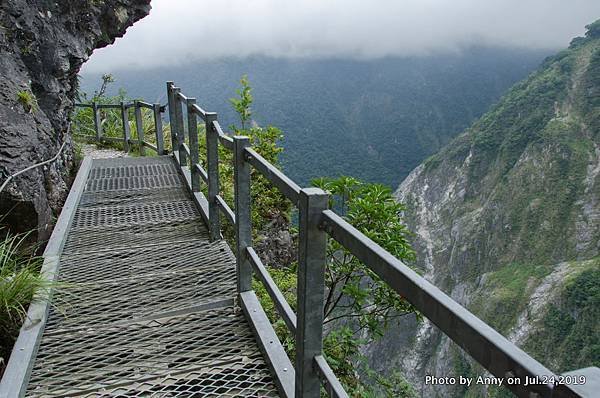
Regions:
[[80, 48, 548, 186], [374, 21, 600, 397]]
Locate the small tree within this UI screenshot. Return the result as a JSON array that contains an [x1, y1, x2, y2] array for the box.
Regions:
[[255, 177, 419, 395], [313, 177, 417, 336], [314, 177, 418, 395], [229, 75, 253, 131], [227, 75, 419, 395]]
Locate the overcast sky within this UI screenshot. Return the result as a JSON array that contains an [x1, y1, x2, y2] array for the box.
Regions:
[[82, 0, 600, 73]]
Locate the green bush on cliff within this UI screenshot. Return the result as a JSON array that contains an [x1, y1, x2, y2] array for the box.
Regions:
[[0, 229, 52, 365], [194, 75, 291, 237], [524, 261, 600, 371]]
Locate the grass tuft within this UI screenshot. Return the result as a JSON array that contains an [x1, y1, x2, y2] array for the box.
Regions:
[[0, 230, 53, 365]]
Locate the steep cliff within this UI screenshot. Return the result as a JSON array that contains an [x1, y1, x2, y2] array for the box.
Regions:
[[367, 21, 600, 397], [0, 0, 150, 239]]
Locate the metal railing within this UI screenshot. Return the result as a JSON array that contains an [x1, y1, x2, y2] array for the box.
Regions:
[[79, 81, 589, 398], [74, 100, 166, 155]]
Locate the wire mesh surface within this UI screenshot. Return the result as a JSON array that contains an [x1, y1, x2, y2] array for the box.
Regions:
[[25, 156, 279, 397]]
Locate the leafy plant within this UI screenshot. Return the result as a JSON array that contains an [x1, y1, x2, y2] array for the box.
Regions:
[[313, 176, 417, 336], [229, 75, 253, 131], [196, 75, 290, 239], [254, 176, 418, 393], [0, 230, 51, 362]]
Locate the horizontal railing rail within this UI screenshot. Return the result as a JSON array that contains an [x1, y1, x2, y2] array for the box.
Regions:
[[247, 246, 297, 333], [245, 148, 301, 204], [72, 81, 590, 398], [320, 210, 562, 397]]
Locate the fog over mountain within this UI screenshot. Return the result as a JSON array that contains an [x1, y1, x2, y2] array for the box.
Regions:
[[78, 1, 600, 186], [81, 49, 549, 187], [82, 0, 600, 73]]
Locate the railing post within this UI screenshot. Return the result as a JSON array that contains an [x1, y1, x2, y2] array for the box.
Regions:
[[153, 103, 165, 155], [187, 98, 200, 191], [92, 101, 102, 141], [295, 187, 329, 398], [205, 112, 220, 241], [233, 136, 251, 291], [120, 101, 130, 152], [173, 89, 187, 166], [134, 100, 145, 156], [166, 82, 176, 153]]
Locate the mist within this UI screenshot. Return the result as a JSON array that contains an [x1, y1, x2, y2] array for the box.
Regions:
[[82, 0, 600, 73]]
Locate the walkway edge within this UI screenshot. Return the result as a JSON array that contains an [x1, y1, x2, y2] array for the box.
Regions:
[[240, 290, 295, 398], [0, 157, 93, 398]]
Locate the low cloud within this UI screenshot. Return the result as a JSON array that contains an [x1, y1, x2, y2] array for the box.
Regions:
[[82, 0, 600, 73]]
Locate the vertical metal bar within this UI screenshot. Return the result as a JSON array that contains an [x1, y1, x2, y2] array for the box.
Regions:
[[153, 103, 165, 155], [120, 101, 130, 152], [92, 101, 102, 140], [166, 81, 176, 153], [205, 112, 220, 241], [295, 187, 329, 398], [187, 98, 200, 191], [233, 136, 252, 291], [134, 100, 145, 156], [173, 89, 187, 166]]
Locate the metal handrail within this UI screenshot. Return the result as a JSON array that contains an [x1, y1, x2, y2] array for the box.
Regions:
[[191, 103, 207, 121], [245, 147, 301, 204], [247, 246, 297, 333], [314, 355, 348, 398], [164, 81, 590, 398], [216, 195, 235, 225], [74, 82, 588, 398], [213, 120, 234, 150], [73, 100, 167, 155]]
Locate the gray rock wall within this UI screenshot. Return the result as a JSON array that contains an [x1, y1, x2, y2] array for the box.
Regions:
[[0, 0, 150, 240]]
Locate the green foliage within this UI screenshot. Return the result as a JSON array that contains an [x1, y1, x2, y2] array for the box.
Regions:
[[16, 90, 37, 113], [254, 173, 417, 394], [20, 43, 32, 56], [0, 230, 52, 361], [585, 19, 600, 39], [466, 62, 568, 175], [470, 262, 553, 334], [72, 141, 84, 170], [211, 76, 291, 235], [361, 369, 418, 398], [229, 75, 253, 131], [312, 177, 417, 336], [251, 266, 297, 354], [524, 259, 600, 371]]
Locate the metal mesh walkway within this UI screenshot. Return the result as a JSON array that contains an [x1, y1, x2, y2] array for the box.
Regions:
[[24, 156, 279, 397]]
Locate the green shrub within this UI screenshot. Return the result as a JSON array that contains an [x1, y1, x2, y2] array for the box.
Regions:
[[0, 230, 52, 361], [16, 90, 37, 113]]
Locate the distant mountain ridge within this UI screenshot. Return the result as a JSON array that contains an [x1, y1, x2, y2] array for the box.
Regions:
[[371, 20, 600, 397], [80, 47, 549, 187]]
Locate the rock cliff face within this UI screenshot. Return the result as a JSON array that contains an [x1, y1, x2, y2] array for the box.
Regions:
[[366, 22, 600, 397], [0, 0, 150, 239]]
